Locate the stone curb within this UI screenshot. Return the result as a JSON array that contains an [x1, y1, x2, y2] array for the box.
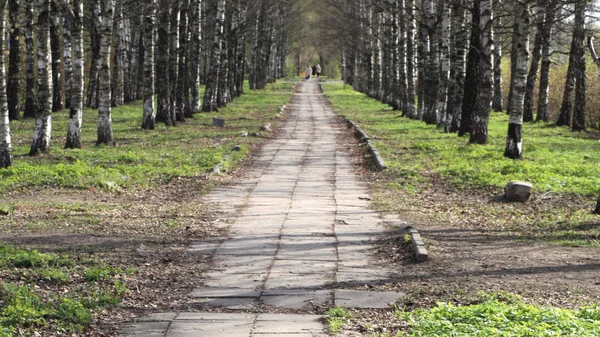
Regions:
[[404, 226, 429, 262], [341, 116, 387, 171]]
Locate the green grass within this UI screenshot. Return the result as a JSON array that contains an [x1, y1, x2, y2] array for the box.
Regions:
[[397, 293, 600, 337], [4, 81, 293, 193], [326, 306, 353, 333], [322, 83, 600, 246], [322, 83, 600, 196], [0, 244, 131, 334]]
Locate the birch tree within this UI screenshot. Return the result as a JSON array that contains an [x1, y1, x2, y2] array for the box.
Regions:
[[96, 0, 116, 146], [8, 0, 21, 121], [0, 0, 12, 168], [23, 1, 36, 119], [469, 0, 494, 145], [142, 0, 156, 130], [504, 0, 529, 159], [189, 0, 202, 114], [156, 0, 172, 125], [62, 0, 84, 149], [202, 0, 225, 112], [50, 1, 64, 112], [30, 0, 53, 156]]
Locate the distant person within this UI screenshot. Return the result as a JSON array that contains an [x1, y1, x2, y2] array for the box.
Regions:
[[316, 64, 322, 77], [312, 65, 317, 78], [305, 66, 312, 79]]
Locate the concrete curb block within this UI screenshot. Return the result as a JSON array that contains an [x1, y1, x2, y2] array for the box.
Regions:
[[342, 116, 387, 171], [405, 226, 429, 262], [276, 104, 287, 118]]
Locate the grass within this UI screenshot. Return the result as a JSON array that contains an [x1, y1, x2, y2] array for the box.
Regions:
[[322, 82, 600, 246], [322, 83, 600, 196], [0, 244, 130, 334], [326, 306, 353, 334], [396, 293, 600, 337], [4, 81, 293, 193]]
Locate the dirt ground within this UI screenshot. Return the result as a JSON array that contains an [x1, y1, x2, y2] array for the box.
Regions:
[[1, 118, 600, 336]]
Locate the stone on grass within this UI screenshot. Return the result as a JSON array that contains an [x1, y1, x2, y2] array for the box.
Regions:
[[260, 124, 272, 132], [213, 117, 225, 127], [504, 181, 533, 202]]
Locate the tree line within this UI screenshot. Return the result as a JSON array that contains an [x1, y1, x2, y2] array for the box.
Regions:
[[324, 0, 593, 156], [318, 0, 600, 209], [0, 0, 293, 169]]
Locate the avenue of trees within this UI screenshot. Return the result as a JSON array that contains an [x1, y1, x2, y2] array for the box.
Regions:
[[318, 0, 600, 209], [0, 0, 293, 169], [323, 0, 594, 157]]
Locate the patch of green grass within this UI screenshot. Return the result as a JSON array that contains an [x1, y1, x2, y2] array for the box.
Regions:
[[396, 292, 600, 337], [326, 306, 353, 333], [3, 81, 293, 193], [0, 244, 132, 335], [322, 83, 600, 196], [322, 83, 600, 246], [83, 265, 120, 282]]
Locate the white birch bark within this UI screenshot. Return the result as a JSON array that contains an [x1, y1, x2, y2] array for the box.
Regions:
[[63, 15, 72, 110], [438, 2, 451, 126], [24, 1, 36, 118], [504, 0, 529, 158], [201, 0, 225, 112], [405, 0, 416, 118], [96, 0, 115, 146], [30, 0, 53, 156], [142, 0, 156, 130], [189, 0, 202, 113], [0, 0, 12, 167], [64, 0, 84, 149]]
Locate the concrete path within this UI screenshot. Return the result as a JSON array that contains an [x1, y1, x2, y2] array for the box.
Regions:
[[123, 79, 402, 336]]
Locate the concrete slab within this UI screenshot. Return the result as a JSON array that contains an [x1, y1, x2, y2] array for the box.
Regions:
[[334, 289, 405, 309], [189, 288, 261, 298], [261, 290, 332, 309]]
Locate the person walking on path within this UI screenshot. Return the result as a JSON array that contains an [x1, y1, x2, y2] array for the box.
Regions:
[[316, 64, 322, 77], [312, 65, 317, 78], [305, 66, 312, 79]]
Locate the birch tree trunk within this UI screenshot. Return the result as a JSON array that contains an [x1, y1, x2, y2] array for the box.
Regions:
[[571, 0, 586, 132], [50, 1, 63, 112], [168, 0, 179, 124], [189, 0, 202, 114], [492, 0, 503, 111], [504, 0, 529, 159], [86, 0, 101, 109], [30, 0, 53, 156], [416, 21, 426, 120], [142, 0, 156, 130], [156, 0, 171, 125], [63, 16, 72, 110], [405, 0, 416, 118], [438, 2, 451, 127], [234, 0, 248, 98], [422, 0, 439, 125], [201, 0, 225, 112], [0, 0, 13, 167], [65, 0, 85, 149], [445, 0, 467, 133], [536, 2, 556, 122], [96, 0, 116, 146], [459, 6, 480, 137], [110, 0, 124, 107], [469, 0, 494, 145], [177, 0, 189, 121], [24, 1, 36, 119], [523, 3, 544, 122], [8, 0, 21, 121]]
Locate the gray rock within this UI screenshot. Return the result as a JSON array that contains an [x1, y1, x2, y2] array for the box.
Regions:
[[240, 131, 248, 137], [505, 181, 533, 202], [213, 117, 225, 127], [260, 124, 272, 132]]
